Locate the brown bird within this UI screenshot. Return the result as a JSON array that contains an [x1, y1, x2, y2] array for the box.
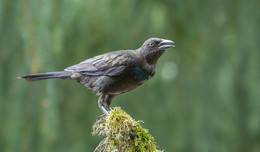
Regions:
[[18, 38, 175, 114]]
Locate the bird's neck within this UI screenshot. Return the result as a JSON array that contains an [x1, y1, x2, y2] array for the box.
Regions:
[[148, 51, 165, 64], [134, 49, 157, 73], [135, 49, 163, 64]]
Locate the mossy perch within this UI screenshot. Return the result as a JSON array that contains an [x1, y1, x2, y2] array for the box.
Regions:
[[92, 107, 163, 152]]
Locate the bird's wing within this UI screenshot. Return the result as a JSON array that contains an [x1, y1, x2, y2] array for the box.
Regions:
[[65, 51, 134, 76]]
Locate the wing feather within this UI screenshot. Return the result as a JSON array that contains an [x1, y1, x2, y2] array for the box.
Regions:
[[64, 50, 134, 76]]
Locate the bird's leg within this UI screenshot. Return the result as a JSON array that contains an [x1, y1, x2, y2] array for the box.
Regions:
[[98, 94, 108, 114], [104, 94, 115, 110]]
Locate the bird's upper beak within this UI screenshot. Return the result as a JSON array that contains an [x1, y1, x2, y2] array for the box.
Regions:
[[158, 39, 175, 50]]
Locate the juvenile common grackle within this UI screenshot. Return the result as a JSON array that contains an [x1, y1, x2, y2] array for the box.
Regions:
[[18, 38, 175, 114]]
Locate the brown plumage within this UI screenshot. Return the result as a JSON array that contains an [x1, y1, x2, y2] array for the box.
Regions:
[[18, 38, 175, 114]]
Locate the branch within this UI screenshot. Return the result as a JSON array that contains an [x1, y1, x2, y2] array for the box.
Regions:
[[92, 107, 163, 152]]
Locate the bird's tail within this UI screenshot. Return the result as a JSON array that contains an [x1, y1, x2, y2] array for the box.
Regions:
[[18, 71, 72, 81]]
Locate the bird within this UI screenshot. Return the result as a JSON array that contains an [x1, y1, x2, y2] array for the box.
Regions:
[[18, 38, 175, 114]]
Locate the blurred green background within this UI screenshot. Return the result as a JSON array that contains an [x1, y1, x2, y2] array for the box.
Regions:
[[0, 0, 260, 151]]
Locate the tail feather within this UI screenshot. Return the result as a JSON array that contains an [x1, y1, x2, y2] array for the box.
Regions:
[[18, 71, 72, 81]]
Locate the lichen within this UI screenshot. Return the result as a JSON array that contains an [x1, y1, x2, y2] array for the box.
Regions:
[[92, 107, 163, 152]]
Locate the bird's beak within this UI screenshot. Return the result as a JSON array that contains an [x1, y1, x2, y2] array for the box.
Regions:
[[158, 39, 175, 50]]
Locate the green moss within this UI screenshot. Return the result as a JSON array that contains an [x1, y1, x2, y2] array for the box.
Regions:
[[92, 107, 163, 152]]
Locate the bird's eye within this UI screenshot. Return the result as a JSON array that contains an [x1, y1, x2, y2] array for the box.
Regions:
[[149, 42, 155, 47]]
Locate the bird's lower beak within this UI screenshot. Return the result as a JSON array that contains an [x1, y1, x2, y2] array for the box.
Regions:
[[158, 39, 175, 50]]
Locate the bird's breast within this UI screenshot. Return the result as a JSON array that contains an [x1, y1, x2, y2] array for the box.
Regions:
[[131, 66, 155, 82]]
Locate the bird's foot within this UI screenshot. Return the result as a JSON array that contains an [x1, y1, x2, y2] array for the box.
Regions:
[[99, 106, 111, 114], [105, 105, 111, 111], [99, 106, 108, 114]]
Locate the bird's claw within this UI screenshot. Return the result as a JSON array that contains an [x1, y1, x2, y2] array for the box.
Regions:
[[100, 106, 108, 114], [99, 105, 111, 114]]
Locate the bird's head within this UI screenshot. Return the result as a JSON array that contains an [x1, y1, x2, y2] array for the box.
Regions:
[[139, 38, 175, 64]]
